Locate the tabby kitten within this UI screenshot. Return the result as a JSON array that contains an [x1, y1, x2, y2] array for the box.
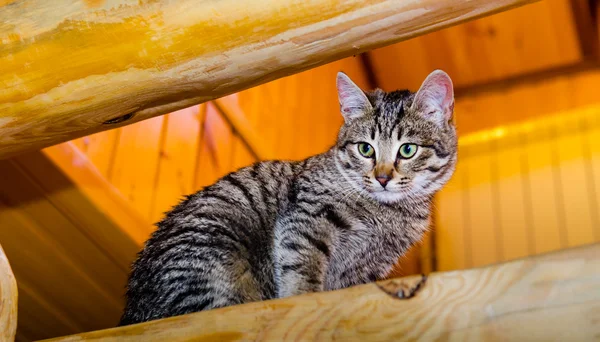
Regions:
[[120, 70, 457, 325]]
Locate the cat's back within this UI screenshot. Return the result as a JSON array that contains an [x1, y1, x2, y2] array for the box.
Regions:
[[120, 160, 302, 325], [155, 159, 299, 242]]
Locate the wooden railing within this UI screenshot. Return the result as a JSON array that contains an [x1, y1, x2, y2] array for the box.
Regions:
[[42, 243, 600, 341], [0, 244, 17, 342]]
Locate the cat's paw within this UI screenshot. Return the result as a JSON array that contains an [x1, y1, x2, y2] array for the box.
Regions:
[[376, 274, 427, 299]]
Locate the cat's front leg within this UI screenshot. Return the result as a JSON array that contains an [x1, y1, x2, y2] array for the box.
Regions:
[[273, 216, 332, 298]]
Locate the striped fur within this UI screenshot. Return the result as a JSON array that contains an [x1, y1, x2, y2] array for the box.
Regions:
[[119, 70, 458, 325]]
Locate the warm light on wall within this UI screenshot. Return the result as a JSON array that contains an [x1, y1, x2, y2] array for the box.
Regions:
[[436, 104, 600, 271]]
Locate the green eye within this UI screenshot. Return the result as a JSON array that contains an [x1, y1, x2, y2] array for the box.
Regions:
[[398, 143, 418, 159], [357, 143, 375, 158]]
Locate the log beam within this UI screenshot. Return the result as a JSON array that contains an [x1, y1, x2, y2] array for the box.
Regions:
[[0, 0, 536, 159], [44, 243, 600, 341], [0, 244, 17, 342]]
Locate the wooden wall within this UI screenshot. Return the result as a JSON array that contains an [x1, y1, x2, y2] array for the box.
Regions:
[[0, 148, 148, 341], [454, 68, 600, 135], [368, 0, 582, 91], [70, 56, 368, 224], [436, 72, 600, 270]]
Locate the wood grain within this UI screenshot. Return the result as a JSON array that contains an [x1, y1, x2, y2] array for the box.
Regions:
[[436, 103, 600, 271], [195, 102, 235, 188], [0, 0, 537, 159], [368, 0, 580, 91], [43, 143, 154, 245], [0, 244, 17, 342], [44, 243, 600, 341], [213, 96, 274, 161], [0, 146, 155, 340], [235, 57, 369, 161], [109, 116, 165, 221], [151, 105, 203, 223]]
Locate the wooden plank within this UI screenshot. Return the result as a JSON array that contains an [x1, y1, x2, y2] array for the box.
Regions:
[[13, 150, 141, 272], [0, 161, 126, 311], [554, 116, 596, 247], [452, 103, 600, 257], [45, 243, 600, 342], [213, 96, 273, 161], [0, 197, 122, 336], [568, 0, 600, 58], [79, 129, 122, 180], [495, 134, 531, 261], [151, 105, 202, 223], [234, 57, 369, 161], [358, 53, 379, 89], [230, 132, 257, 172], [0, 0, 537, 159], [193, 102, 234, 189], [508, 78, 570, 253], [369, 0, 580, 92], [0, 146, 155, 340], [15, 279, 82, 341], [0, 243, 17, 342], [109, 116, 165, 221], [583, 112, 600, 242], [464, 145, 500, 267], [521, 126, 564, 254], [278, 74, 302, 159], [42, 143, 154, 245], [437, 101, 600, 269], [236, 81, 280, 160], [453, 66, 600, 137], [435, 160, 468, 271]]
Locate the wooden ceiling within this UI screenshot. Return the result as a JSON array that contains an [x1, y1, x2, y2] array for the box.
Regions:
[[366, 0, 593, 92], [0, 145, 152, 341], [363, 0, 600, 136]]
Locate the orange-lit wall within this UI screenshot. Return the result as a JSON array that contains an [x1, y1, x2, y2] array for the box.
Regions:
[[436, 103, 600, 271], [68, 56, 368, 224], [368, 0, 581, 92]]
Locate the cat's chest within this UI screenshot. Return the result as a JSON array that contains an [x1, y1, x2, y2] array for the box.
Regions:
[[325, 213, 407, 288], [335, 207, 403, 249], [346, 203, 406, 232], [334, 203, 429, 257]]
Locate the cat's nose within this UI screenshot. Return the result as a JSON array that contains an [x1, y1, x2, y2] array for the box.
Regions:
[[376, 175, 391, 188]]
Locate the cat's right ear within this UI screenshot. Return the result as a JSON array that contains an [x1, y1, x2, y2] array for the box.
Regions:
[[411, 70, 454, 126], [337, 72, 372, 122]]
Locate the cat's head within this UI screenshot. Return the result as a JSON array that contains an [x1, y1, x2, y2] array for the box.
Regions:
[[334, 70, 457, 204]]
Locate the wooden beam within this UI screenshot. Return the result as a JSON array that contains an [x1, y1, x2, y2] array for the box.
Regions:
[[41, 143, 154, 246], [0, 243, 17, 342], [569, 0, 599, 59], [212, 97, 274, 161], [454, 60, 600, 98], [1, 146, 152, 340], [44, 243, 600, 341], [0, 0, 537, 159], [358, 53, 380, 90]]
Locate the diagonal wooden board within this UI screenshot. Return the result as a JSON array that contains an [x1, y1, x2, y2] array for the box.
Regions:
[[1, 0, 537, 160], [43, 243, 600, 341]]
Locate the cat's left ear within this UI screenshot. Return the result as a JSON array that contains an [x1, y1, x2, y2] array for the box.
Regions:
[[411, 70, 454, 125], [337, 72, 372, 122]]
